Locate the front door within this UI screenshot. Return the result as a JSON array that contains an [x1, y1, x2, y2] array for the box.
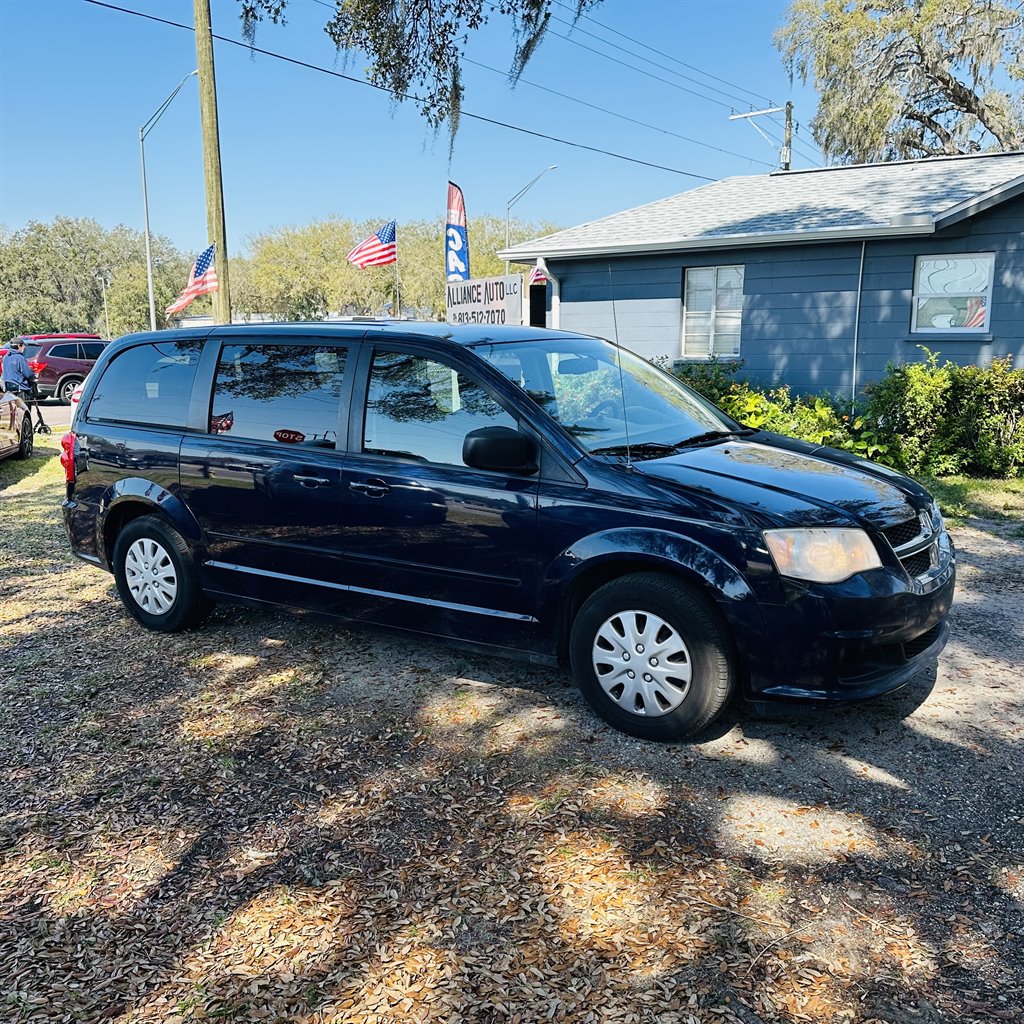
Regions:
[[178, 340, 354, 597], [340, 344, 540, 648]]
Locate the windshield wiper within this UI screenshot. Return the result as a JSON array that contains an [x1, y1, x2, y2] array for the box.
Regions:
[[590, 442, 679, 458], [673, 428, 756, 448]]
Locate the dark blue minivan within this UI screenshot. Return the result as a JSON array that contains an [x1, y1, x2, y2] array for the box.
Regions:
[[61, 323, 955, 739]]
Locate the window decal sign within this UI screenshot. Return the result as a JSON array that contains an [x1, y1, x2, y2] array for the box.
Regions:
[[273, 428, 305, 444]]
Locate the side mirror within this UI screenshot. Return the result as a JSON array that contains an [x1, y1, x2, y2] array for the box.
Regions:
[[463, 426, 538, 475]]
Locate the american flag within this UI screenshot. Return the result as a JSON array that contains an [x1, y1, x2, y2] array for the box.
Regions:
[[961, 296, 986, 329], [528, 265, 547, 286], [346, 221, 397, 269], [165, 244, 218, 317]]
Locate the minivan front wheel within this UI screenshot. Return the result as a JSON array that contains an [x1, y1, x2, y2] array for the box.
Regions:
[[570, 573, 735, 740], [113, 515, 209, 632]]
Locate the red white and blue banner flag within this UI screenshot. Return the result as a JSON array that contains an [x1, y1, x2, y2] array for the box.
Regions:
[[445, 181, 470, 282]]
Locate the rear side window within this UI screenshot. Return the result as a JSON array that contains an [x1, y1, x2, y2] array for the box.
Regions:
[[209, 344, 348, 448], [81, 343, 105, 359], [22, 344, 41, 358], [48, 344, 80, 358], [87, 341, 203, 428]]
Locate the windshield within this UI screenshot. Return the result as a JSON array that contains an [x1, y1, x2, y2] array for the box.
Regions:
[[472, 335, 740, 456]]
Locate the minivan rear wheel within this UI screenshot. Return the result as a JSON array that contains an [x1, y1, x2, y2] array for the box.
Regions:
[[112, 515, 210, 632], [569, 573, 735, 740]]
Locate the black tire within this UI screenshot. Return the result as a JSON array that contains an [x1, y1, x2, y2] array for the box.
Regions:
[[570, 572, 735, 741], [112, 515, 210, 632], [13, 417, 33, 460], [57, 377, 82, 404]]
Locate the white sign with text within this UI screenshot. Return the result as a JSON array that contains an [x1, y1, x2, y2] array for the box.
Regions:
[[446, 274, 522, 325]]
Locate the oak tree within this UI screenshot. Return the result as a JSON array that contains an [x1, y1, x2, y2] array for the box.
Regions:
[[776, 0, 1024, 163]]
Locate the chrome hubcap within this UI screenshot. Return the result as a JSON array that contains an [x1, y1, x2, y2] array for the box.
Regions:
[[125, 538, 177, 615], [592, 610, 692, 717]]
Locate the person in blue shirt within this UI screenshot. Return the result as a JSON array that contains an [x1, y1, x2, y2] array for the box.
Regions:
[[2, 339, 36, 394]]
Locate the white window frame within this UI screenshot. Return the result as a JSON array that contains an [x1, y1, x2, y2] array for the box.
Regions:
[[679, 264, 744, 360], [911, 252, 995, 334]]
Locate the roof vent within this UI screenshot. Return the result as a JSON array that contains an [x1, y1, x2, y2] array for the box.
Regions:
[[888, 213, 933, 226]]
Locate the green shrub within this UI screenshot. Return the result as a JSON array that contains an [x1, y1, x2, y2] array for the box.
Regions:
[[944, 357, 1024, 477], [670, 357, 743, 405], [860, 348, 956, 474], [670, 349, 1023, 479]]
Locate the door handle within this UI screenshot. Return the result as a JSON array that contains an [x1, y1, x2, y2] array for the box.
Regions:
[[293, 474, 332, 488], [349, 478, 391, 497]]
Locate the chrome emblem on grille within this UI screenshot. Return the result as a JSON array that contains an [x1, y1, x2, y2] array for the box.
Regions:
[[919, 510, 933, 537]]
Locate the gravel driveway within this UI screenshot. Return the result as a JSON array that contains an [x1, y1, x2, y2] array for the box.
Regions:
[[1, 450, 1021, 1024]]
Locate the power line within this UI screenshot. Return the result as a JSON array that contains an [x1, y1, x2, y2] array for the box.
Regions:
[[461, 57, 774, 168], [310, 0, 770, 167], [312, 0, 816, 166], [548, 30, 735, 110], [82, 0, 715, 181], [553, 0, 775, 107], [547, 0, 825, 167], [548, 13, 760, 111]]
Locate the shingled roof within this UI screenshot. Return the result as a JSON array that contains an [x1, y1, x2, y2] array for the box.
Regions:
[[500, 151, 1024, 262]]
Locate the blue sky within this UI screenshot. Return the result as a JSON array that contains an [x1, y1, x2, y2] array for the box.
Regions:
[[0, 0, 822, 255]]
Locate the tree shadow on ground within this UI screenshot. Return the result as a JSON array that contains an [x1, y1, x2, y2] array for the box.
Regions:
[[1, 461, 1021, 1023]]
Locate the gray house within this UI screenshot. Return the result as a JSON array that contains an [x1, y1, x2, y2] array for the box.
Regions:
[[500, 152, 1024, 397]]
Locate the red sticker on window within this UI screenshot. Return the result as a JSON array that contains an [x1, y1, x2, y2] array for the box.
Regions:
[[274, 429, 305, 444]]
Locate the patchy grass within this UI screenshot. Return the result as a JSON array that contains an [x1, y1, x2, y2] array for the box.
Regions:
[[2, 449, 1023, 1023], [917, 474, 1024, 529]]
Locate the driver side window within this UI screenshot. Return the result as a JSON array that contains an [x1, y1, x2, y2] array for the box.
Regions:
[[363, 349, 518, 467]]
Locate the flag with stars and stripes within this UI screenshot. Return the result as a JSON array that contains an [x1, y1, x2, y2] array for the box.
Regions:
[[165, 244, 218, 317], [346, 221, 397, 269]]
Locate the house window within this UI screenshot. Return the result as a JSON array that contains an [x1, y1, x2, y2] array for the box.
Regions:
[[681, 265, 744, 359], [911, 254, 994, 333]]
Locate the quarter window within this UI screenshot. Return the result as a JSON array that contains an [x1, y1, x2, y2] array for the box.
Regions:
[[680, 265, 744, 359], [363, 350, 518, 467], [912, 254, 994, 332], [210, 344, 348, 447], [87, 341, 203, 428]]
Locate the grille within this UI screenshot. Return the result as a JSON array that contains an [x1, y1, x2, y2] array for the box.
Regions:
[[903, 623, 943, 659], [901, 549, 932, 578], [881, 518, 921, 549]]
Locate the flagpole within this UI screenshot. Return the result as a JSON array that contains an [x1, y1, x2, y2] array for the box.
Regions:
[[394, 225, 401, 318]]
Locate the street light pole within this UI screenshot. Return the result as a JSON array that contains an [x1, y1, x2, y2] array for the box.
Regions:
[[140, 70, 198, 331], [95, 271, 112, 338], [505, 165, 557, 275]]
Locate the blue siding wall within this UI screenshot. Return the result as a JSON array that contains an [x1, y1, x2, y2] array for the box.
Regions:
[[547, 193, 1024, 396]]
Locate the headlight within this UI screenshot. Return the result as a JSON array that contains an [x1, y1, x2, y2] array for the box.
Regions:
[[763, 528, 882, 584]]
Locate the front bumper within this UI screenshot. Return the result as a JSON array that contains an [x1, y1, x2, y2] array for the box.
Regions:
[[740, 542, 956, 703]]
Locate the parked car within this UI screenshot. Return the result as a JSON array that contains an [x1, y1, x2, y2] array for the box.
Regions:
[[0, 389, 33, 462], [7, 335, 107, 403], [61, 324, 955, 740]]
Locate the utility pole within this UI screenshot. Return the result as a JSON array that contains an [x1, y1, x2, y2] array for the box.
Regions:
[[782, 101, 793, 172], [729, 105, 794, 171], [193, 0, 230, 324]]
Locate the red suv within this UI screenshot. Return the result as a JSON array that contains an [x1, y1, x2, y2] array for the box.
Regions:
[[2, 334, 108, 403]]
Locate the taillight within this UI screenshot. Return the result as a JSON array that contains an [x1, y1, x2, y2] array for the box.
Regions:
[[60, 431, 77, 484], [28, 359, 47, 373]]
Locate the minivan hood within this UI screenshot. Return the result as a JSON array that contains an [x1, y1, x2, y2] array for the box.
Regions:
[[634, 432, 928, 528]]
